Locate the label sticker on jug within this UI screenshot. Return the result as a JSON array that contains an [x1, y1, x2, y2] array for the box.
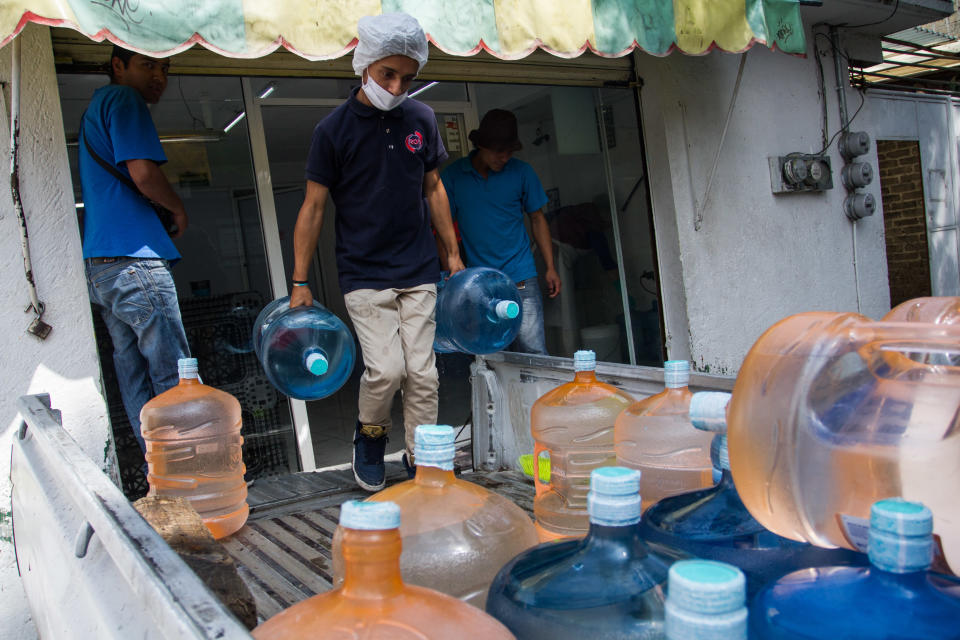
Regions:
[[838, 513, 870, 553]]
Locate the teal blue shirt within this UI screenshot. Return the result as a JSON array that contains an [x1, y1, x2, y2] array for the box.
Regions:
[[441, 153, 548, 283], [79, 84, 179, 262]]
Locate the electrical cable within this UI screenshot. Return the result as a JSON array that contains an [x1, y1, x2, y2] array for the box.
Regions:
[[811, 31, 867, 156], [841, 0, 900, 30], [178, 77, 205, 130]]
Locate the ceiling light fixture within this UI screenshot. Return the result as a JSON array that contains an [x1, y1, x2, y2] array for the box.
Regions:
[[410, 81, 439, 98]]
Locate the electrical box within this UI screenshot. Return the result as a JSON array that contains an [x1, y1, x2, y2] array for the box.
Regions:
[[769, 154, 833, 194]]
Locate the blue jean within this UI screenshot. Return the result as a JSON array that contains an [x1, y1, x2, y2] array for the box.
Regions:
[[509, 277, 548, 355], [86, 258, 190, 454]]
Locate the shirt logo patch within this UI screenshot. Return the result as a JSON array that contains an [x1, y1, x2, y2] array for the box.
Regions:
[[405, 130, 424, 153]]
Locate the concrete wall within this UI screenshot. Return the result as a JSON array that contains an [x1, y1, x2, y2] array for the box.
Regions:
[[637, 28, 891, 376], [0, 24, 112, 638]]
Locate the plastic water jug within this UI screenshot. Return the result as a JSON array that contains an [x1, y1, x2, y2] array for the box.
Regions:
[[884, 296, 960, 323], [140, 358, 248, 539], [434, 267, 521, 354], [254, 501, 516, 639], [724, 311, 960, 574], [639, 392, 866, 598], [531, 350, 635, 539], [750, 499, 960, 640], [486, 467, 672, 639], [665, 560, 747, 640], [252, 296, 355, 400], [614, 360, 714, 509], [331, 425, 539, 607]]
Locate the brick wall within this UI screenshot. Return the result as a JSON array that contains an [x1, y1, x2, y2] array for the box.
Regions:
[[877, 139, 931, 306]]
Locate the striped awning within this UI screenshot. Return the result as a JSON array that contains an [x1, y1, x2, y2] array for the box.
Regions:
[[0, 0, 806, 61]]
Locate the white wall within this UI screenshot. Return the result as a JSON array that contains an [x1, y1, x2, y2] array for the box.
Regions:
[[0, 24, 113, 638], [637, 29, 890, 376]]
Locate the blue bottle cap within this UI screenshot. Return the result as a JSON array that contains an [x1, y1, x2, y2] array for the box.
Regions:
[[868, 498, 933, 573], [305, 351, 329, 375], [178, 358, 199, 379], [666, 560, 747, 640], [574, 349, 597, 371], [588, 467, 642, 526], [710, 434, 730, 472], [690, 392, 732, 433], [339, 500, 401, 531], [663, 360, 690, 388], [496, 300, 520, 319], [413, 425, 456, 470]]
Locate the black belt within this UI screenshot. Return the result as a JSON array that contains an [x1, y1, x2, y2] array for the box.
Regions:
[[87, 257, 127, 265]]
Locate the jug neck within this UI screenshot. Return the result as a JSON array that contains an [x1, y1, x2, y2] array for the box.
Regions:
[[574, 370, 598, 384], [868, 566, 929, 590], [178, 376, 201, 386], [414, 464, 456, 487], [340, 528, 405, 599], [586, 522, 645, 545]]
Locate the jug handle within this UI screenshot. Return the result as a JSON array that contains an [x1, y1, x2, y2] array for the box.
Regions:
[[533, 442, 550, 498], [856, 333, 960, 377]]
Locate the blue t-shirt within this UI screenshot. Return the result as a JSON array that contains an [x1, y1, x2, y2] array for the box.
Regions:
[[305, 89, 447, 293], [440, 153, 548, 283], [79, 84, 180, 261]]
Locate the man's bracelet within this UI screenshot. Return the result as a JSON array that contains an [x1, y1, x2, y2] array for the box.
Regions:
[[292, 280, 308, 287]]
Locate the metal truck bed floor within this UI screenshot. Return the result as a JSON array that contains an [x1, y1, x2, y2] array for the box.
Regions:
[[223, 464, 535, 621]]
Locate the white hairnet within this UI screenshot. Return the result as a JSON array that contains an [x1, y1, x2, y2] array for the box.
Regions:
[[352, 13, 429, 76]]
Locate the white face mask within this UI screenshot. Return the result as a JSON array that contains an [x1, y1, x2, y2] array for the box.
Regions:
[[362, 73, 408, 111]]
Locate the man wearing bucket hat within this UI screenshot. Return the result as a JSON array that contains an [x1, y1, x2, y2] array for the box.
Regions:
[[440, 109, 561, 355], [289, 12, 464, 491]]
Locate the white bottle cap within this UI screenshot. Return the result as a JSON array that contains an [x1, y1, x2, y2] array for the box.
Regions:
[[178, 358, 199, 379], [496, 300, 520, 319], [666, 560, 747, 640], [413, 425, 456, 470], [710, 434, 730, 472], [587, 467, 642, 526], [690, 392, 732, 433], [663, 360, 690, 388], [574, 349, 597, 371], [868, 498, 933, 573], [339, 500, 401, 531]]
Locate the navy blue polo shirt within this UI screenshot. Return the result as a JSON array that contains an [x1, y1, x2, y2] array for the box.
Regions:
[[305, 88, 447, 293]]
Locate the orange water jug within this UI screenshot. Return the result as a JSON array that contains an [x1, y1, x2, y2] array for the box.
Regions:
[[253, 501, 516, 639], [140, 358, 248, 539], [331, 425, 538, 607], [614, 360, 714, 510], [884, 296, 960, 323], [724, 311, 960, 574], [531, 350, 635, 538]]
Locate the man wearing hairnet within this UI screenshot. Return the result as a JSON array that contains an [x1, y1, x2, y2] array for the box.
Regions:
[[290, 13, 464, 491]]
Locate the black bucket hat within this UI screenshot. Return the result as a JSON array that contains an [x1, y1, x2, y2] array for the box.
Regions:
[[469, 109, 522, 152]]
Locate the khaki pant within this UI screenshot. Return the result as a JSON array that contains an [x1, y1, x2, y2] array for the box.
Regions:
[[343, 284, 438, 456]]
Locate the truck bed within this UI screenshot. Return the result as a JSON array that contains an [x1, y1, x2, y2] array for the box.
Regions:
[[227, 465, 535, 621]]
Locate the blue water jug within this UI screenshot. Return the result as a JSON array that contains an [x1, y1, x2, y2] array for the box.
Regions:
[[486, 467, 673, 639], [434, 267, 521, 354], [252, 296, 356, 400], [751, 498, 960, 640], [639, 392, 866, 599], [665, 560, 747, 640]]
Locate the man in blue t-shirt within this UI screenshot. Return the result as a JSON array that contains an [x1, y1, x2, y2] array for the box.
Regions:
[[440, 109, 561, 355], [79, 46, 191, 467], [289, 13, 464, 491]]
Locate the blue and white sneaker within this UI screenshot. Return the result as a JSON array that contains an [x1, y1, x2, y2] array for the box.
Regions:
[[353, 422, 387, 492]]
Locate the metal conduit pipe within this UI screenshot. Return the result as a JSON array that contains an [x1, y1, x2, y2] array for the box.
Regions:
[[9, 35, 50, 338]]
